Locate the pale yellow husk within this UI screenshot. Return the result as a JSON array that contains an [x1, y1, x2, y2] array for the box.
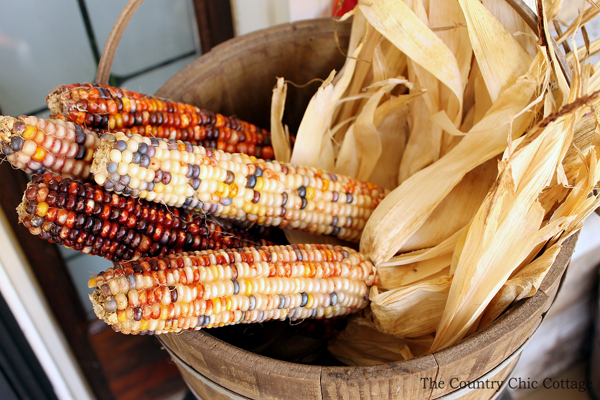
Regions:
[[362, 51, 548, 265], [270, 77, 291, 163], [431, 97, 593, 351], [328, 319, 434, 365], [269, 0, 600, 364], [370, 274, 453, 338], [477, 243, 562, 329]]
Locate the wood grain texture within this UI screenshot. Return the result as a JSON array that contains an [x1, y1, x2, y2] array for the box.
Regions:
[[177, 365, 246, 400], [161, 332, 323, 400], [450, 356, 519, 400], [320, 356, 438, 400], [155, 18, 351, 134]]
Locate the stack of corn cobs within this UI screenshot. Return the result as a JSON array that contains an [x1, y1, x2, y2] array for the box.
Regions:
[[0, 83, 384, 335]]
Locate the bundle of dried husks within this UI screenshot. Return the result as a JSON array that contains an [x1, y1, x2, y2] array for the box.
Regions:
[[272, 0, 600, 361]]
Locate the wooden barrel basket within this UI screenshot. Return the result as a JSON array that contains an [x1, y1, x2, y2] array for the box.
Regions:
[[95, 2, 579, 399]]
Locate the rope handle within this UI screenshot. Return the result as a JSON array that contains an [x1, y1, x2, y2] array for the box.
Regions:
[[95, 0, 144, 85]]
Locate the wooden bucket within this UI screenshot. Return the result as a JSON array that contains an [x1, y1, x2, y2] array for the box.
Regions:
[[96, 2, 579, 399]]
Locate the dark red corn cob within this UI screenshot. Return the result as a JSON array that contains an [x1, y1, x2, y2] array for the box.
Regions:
[[18, 173, 273, 262], [47, 83, 275, 159]]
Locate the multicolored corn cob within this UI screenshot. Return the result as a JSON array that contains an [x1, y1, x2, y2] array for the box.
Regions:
[[18, 173, 272, 262], [0, 115, 100, 179], [47, 83, 275, 159], [88, 244, 377, 335], [91, 133, 387, 242]]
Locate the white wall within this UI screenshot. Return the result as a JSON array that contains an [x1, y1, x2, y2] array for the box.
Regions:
[[230, 0, 333, 36]]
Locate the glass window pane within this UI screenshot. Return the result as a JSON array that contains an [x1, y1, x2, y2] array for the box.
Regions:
[[0, 0, 97, 116], [85, 0, 199, 76]]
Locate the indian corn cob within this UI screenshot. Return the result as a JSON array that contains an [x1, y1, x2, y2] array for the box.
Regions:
[[88, 244, 377, 335], [0, 115, 100, 180], [47, 83, 275, 159], [91, 132, 387, 242], [18, 173, 273, 262]]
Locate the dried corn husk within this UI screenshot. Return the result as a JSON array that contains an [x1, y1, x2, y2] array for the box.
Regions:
[[377, 253, 452, 290], [460, 0, 532, 102], [362, 52, 548, 265], [335, 81, 397, 180], [270, 77, 291, 163], [397, 158, 498, 253], [270, 0, 600, 364], [478, 243, 562, 329], [431, 96, 593, 351], [357, 0, 464, 107], [370, 275, 452, 337], [290, 41, 365, 169], [482, 0, 538, 57], [328, 319, 434, 365], [367, 94, 411, 189]]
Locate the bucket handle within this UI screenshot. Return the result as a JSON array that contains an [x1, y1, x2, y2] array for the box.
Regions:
[[95, 0, 144, 85]]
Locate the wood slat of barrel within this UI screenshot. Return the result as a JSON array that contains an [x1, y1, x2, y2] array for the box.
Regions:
[[538, 232, 580, 313], [161, 332, 323, 399], [320, 356, 438, 400], [453, 357, 519, 400], [175, 360, 250, 400]]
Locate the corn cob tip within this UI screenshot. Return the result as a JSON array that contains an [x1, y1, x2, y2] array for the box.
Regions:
[[89, 134, 113, 178], [90, 291, 119, 325], [1, 115, 99, 180], [15, 195, 28, 224], [46, 89, 64, 116], [0, 115, 17, 143]]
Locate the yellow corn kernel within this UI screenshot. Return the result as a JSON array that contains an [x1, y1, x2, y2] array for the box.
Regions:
[[22, 125, 37, 140], [245, 279, 253, 296]]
